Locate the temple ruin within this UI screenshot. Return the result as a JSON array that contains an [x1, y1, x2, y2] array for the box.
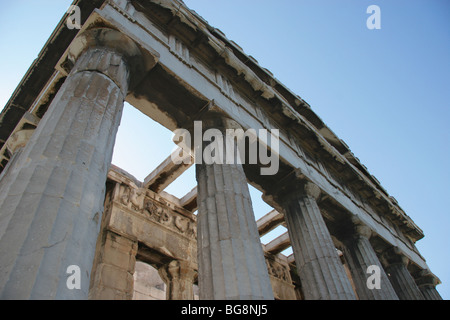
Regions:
[[0, 0, 442, 300]]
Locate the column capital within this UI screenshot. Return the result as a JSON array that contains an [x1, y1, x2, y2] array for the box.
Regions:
[[381, 247, 409, 267], [158, 260, 197, 282], [263, 167, 322, 207], [354, 225, 372, 240], [302, 181, 321, 200], [414, 269, 443, 300], [158, 260, 197, 300], [187, 102, 242, 132], [341, 216, 373, 243], [275, 176, 322, 204], [6, 129, 35, 156], [202, 111, 242, 131], [415, 269, 440, 288], [66, 27, 159, 91]]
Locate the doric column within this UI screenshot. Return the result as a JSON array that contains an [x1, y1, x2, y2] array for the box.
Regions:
[[195, 113, 274, 300], [415, 269, 442, 300], [158, 260, 197, 300], [341, 220, 398, 300], [381, 247, 424, 300], [280, 181, 356, 300], [0, 28, 151, 299]]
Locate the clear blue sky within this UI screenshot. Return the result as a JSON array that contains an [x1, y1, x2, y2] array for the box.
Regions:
[[0, 1, 448, 299]]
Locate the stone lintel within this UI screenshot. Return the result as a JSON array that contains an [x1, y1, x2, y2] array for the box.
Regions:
[[179, 187, 198, 212], [264, 232, 291, 255], [143, 147, 193, 193], [256, 209, 285, 236]]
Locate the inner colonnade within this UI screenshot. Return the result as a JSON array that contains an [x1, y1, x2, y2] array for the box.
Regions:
[[0, 0, 441, 300]]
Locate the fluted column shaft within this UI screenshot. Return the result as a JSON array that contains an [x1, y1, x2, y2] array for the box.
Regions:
[[420, 285, 442, 300], [159, 260, 197, 300], [418, 283, 442, 300], [341, 225, 398, 300], [196, 115, 274, 300], [382, 248, 424, 300], [282, 182, 356, 300], [0, 45, 130, 299]]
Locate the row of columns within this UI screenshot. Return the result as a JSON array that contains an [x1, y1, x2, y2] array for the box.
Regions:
[[0, 26, 441, 300], [193, 112, 441, 300], [278, 181, 441, 300]]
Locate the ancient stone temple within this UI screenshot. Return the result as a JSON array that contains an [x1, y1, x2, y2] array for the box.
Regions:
[[0, 0, 442, 300]]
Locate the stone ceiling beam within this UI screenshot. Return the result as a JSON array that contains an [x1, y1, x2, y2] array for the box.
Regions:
[[256, 209, 285, 236], [265, 232, 291, 256], [180, 186, 198, 212], [143, 147, 193, 193]]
